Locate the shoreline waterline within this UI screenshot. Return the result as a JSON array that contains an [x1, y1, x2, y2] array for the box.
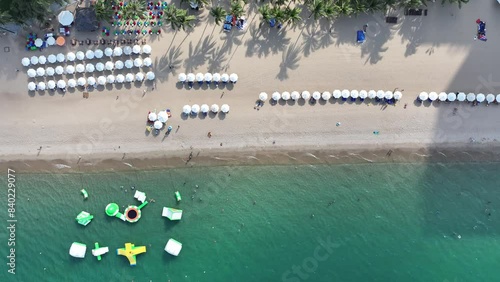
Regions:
[[2, 142, 500, 173]]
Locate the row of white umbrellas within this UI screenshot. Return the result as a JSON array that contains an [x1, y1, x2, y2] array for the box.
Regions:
[[21, 46, 152, 67], [28, 72, 155, 90], [418, 92, 500, 103], [182, 104, 230, 114], [178, 73, 238, 83], [260, 90, 403, 102], [26, 59, 153, 77]]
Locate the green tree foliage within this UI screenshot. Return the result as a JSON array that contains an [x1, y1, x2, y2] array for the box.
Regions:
[[122, 0, 146, 20], [94, 0, 113, 21], [7, 0, 67, 24], [210, 6, 226, 26], [164, 6, 196, 31]]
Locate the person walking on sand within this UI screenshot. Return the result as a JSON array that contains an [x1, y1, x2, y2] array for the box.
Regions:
[[207, 132, 212, 138]]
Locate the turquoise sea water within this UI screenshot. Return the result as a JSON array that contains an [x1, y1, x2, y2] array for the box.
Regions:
[[1, 162, 500, 282]]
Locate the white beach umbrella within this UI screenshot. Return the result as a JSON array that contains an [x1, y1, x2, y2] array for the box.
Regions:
[[205, 73, 212, 82], [115, 74, 125, 83], [158, 111, 168, 123], [57, 80, 66, 89], [272, 91, 281, 101], [496, 94, 500, 103], [182, 105, 191, 114], [34, 38, 43, 47], [113, 47, 123, 57], [95, 62, 104, 72], [301, 91, 311, 100], [393, 91, 402, 100], [66, 52, 76, 61], [106, 75, 115, 84], [229, 73, 238, 83], [76, 51, 85, 61], [65, 65, 75, 74], [187, 73, 195, 82], [148, 112, 157, 121], [22, 57, 30, 67], [58, 11, 74, 26], [178, 73, 187, 82], [146, 71, 155, 80], [94, 49, 103, 59], [212, 73, 221, 83], [419, 92, 429, 101], [36, 67, 45, 77], [211, 104, 219, 113], [97, 76, 106, 85], [132, 45, 141, 54], [312, 91, 321, 100], [38, 56, 47, 65], [28, 82, 36, 91], [201, 104, 209, 113], [37, 81, 46, 90], [333, 90, 342, 99], [466, 93, 475, 102], [143, 57, 152, 67], [56, 53, 65, 63], [282, 91, 291, 101], [221, 104, 230, 113], [47, 54, 56, 64], [46, 38, 55, 46], [47, 80, 56, 90], [457, 92, 466, 102], [115, 60, 124, 70], [153, 120, 163, 130], [85, 50, 94, 60], [55, 66, 64, 75], [385, 91, 393, 100], [125, 59, 133, 69], [342, 89, 351, 99], [87, 77, 96, 86], [133, 58, 143, 68], [196, 72, 204, 82], [105, 61, 114, 71], [46, 67, 55, 76], [221, 73, 229, 83], [123, 46, 132, 55], [30, 56, 39, 65], [289, 91, 300, 100], [322, 91, 332, 100], [429, 92, 438, 101], [359, 90, 368, 99], [104, 47, 113, 57], [191, 104, 200, 114], [135, 72, 144, 81], [486, 94, 495, 103], [125, 73, 134, 82], [438, 92, 447, 102], [368, 90, 376, 99], [77, 77, 86, 86], [476, 93, 485, 103], [67, 79, 76, 88], [376, 90, 385, 99], [259, 92, 268, 101], [142, 45, 152, 54], [85, 63, 95, 73], [76, 64, 85, 73], [350, 90, 359, 99], [447, 92, 456, 102]]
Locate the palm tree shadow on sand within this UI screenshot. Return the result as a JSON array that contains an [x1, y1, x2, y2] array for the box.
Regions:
[[207, 45, 229, 72], [244, 26, 291, 58], [153, 47, 183, 83], [184, 36, 217, 73], [277, 44, 302, 81]]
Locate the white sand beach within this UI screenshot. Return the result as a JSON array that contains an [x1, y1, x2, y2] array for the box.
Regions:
[[1, 1, 500, 171]]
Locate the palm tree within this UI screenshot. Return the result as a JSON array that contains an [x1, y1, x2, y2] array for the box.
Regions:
[[258, 4, 273, 27], [9, 0, 67, 24], [94, 0, 113, 21], [0, 10, 11, 25], [230, 0, 244, 19], [334, 0, 354, 16], [323, 1, 338, 20], [363, 0, 386, 12], [271, 6, 286, 24], [284, 7, 301, 26], [307, 0, 326, 20], [210, 6, 226, 26], [181, 0, 209, 9], [441, 0, 469, 9], [123, 0, 145, 20], [165, 7, 196, 31]]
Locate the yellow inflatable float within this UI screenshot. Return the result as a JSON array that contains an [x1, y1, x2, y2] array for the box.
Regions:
[[116, 243, 146, 266]]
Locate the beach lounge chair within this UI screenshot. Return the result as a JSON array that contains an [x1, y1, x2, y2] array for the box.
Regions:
[[223, 15, 233, 32], [357, 30, 365, 43], [269, 18, 276, 28]]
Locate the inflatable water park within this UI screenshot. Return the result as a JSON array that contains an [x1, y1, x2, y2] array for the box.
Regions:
[[70, 187, 187, 265]]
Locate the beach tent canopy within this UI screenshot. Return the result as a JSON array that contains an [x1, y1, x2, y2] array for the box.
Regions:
[[74, 7, 98, 31], [158, 111, 168, 123], [69, 242, 87, 258], [282, 91, 291, 101], [182, 105, 191, 114], [221, 104, 230, 113], [165, 239, 182, 256], [201, 104, 209, 113], [447, 92, 456, 102], [272, 91, 281, 101], [211, 104, 219, 113], [58, 11, 74, 26], [301, 91, 310, 100], [22, 57, 30, 67], [259, 92, 268, 101]]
